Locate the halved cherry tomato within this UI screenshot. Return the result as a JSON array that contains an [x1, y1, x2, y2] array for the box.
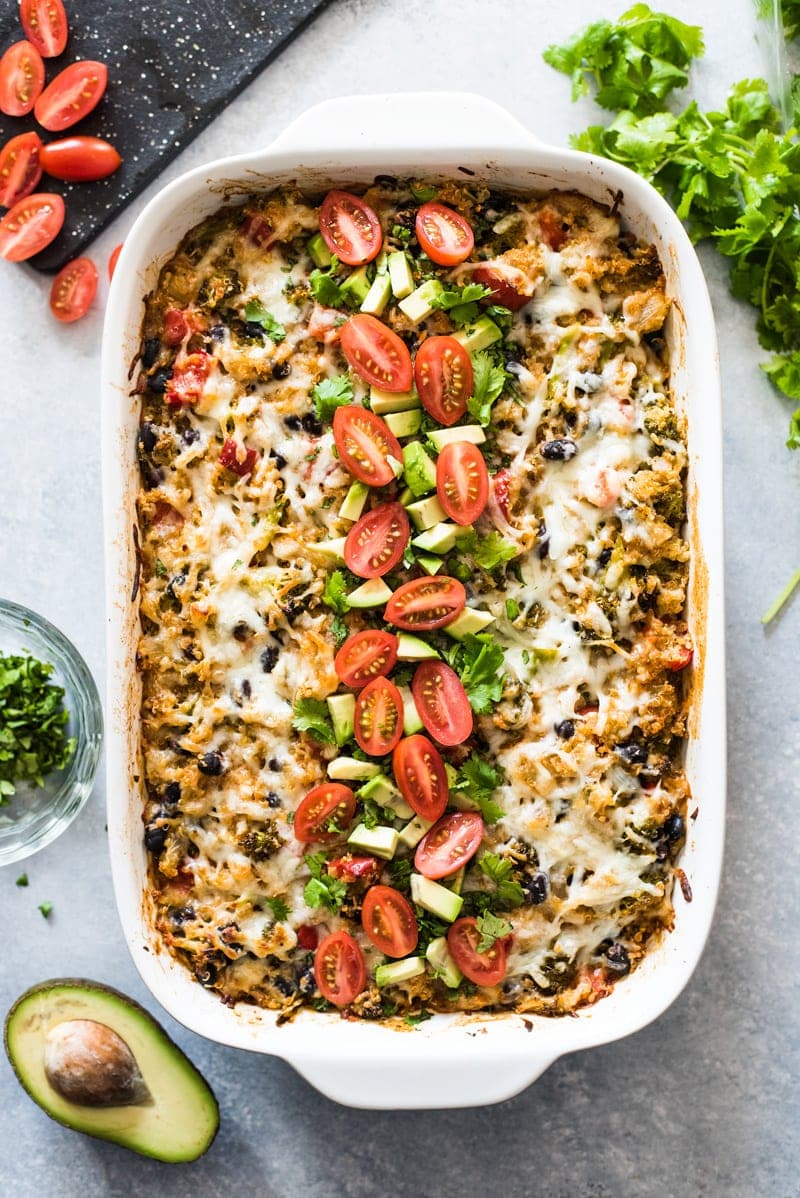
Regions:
[[415, 812, 484, 880], [294, 782, 356, 843], [384, 576, 466, 631], [393, 734, 448, 822], [414, 335, 473, 427], [0, 192, 63, 261], [327, 854, 382, 884], [0, 132, 42, 207], [473, 264, 529, 312], [20, 0, 68, 57], [319, 190, 382, 266], [411, 660, 473, 747], [40, 135, 121, 182], [416, 201, 474, 266], [333, 404, 402, 487], [314, 931, 366, 1007], [0, 41, 44, 117], [296, 923, 318, 950], [165, 351, 211, 407], [34, 60, 108, 132], [447, 917, 508, 986], [344, 501, 409, 579], [354, 676, 403, 756], [340, 314, 413, 393], [108, 242, 122, 280], [163, 307, 189, 346], [436, 442, 489, 527], [334, 629, 398, 689], [219, 438, 258, 477], [361, 885, 418, 958], [49, 255, 97, 323]]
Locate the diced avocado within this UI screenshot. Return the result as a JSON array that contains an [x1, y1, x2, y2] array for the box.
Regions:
[[410, 874, 463, 922], [307, 233, 332, 269], [405, 494, 448, 530], [360, 273, 392, 317], [397, 632, 440, 661], [426, 938, 463, 988], [444, 762, 459, 789], [448, 867, 466, 896], [347, 578, 393, 608], [339, 481, 369, 522], [374, 250, 389, 275], [398, 814, 434, 849], [398, 485, 414, 506], [399, 278, 444, 324], [443, 607, 497, 640], [383, 409, 422, 438], [369, 386, 420, 415], [327, 693, 355, 745], [450, 790, 480, 813], [357, 774, 414, 820], [311, 537, 346, 562], [388, 251, 415, 298], [452, 315, 502, 353], [327, 757, 381, 782], [427, 425, 486, 451], [4, 979, 218, 1162], [412, 522, 459, 555], [402, 441, 438, 497], [340, 266, 372, 306], [398, 685, 424, 734], [417, 552, 444, 576], [348, 823, 399, 860], [374, 958, 426, 988]]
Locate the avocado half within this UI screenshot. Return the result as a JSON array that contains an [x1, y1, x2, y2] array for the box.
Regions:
[[4, 979, 219, 1162]]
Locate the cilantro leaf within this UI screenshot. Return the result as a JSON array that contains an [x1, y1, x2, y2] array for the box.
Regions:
[[479, 853, 525, 909], [445, 634, 505, 714], [292, 697, 336, 744], [38, 901, 53, 919], [243, 299, 286, 343], [475, 910, 513, 953], [431, 282, 492, 327], [472, 531, 518, 573], [467, 351, 508, 425], [309, 256, 345, 307], [266, 896, 290, 921], [312, 375, 354, 422], [455, 756, 504, 824], [303, 853, 347, 912]]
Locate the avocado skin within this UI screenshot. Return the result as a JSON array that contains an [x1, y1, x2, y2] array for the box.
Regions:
[[4, 977, 219, 1163]]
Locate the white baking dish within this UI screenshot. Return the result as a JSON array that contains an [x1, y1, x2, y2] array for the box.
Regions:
[[101, 92, 725, 1110]]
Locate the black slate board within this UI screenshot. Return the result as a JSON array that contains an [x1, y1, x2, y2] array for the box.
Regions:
[[0, 0, 330, 272]]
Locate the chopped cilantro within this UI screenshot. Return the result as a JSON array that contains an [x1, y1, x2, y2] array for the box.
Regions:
[[312, 375, 354, 422], [0, 654, 76, 800], [243, 299, 286, 343], [322, 569, 352, 615], [475, 910, 513, 953], [405, 1009, 433, 1027], [467, 351, 508, 425], [431, 282, 492, 326], [303, 853, 347, 912], [414, 909, 449, 952], [361, 797, 392, 830], [155, 558, 167, 577], [389, 857, 413, 892], [292, 697, 336, 744], [15, 873, 28, 887], [309, 256, 345, 306], [454, 756, 504, 824], [445, 634, 505, 714], [266, 896, 290, 921], [38, 901, 53, 919], [505, 598, 520, 620]]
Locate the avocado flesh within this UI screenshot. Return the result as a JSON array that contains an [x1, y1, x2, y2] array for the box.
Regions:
[[4, 979, 218, 1163]]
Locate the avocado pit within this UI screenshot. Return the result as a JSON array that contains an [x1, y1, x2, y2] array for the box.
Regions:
[[44, 1019, 152, 1107]]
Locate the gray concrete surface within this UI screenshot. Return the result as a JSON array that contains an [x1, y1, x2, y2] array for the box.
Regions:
[[1, 0, 798, 1194]]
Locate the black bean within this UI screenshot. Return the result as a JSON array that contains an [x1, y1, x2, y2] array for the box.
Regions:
[[148, 367, 172, 394], [554, 719, 575, 740], [597, 547, 612, 567], [524, 871, 550, 905], [169, 905, 194, 925], [269, 448, 287, 470], [142, 337, 161, 368], [243, 320, 266, 340], [139, 421, 158, 453], [617, 740, 648, 765], [266, 791, 281, 808], [198, 751, 224, 776], [284, 415, 302, 430], [374, 174, 398, 187], [638, 590, 656, 611], [536, 520, 550, 560], [144, 823, 167, 853], [182, 426, 200, 445], [655, 838, 669, 861], [393, 205, 416, 229], [272, 361, 291, 380], [166, 571, 187, 602], [540, 438, 578, 461], [301, 412, 324, 436], [664, 813, 685, 842], [605, 942, 630, 974], [210, 324, 226, 341], [274, 974, 296, 997], [233, 622, 252, 642], [268, 757, 281, 771], [261, 645, 279, 673], [163, 781, 181, 808], [193, 953, 223, 986], [297, 966, 317, 996], [242, 679, 252, 699]]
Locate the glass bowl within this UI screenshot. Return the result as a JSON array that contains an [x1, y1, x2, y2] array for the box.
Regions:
[[0, 599, 102, 866]]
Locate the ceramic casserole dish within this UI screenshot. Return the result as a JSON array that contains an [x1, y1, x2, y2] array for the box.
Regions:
[[102, 92, 725, 1109]]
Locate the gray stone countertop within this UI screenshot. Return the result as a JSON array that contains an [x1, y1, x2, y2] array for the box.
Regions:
[[1, 0, 798, 1194]]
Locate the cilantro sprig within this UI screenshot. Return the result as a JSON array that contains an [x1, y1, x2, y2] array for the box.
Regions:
[[445, 634, 505, 714], [312, 375, 354, 422], [304, 853, 347, 912], [475, 910, 513, 953], [292, 697, 336, 745], [243, 299, 286, 343], [454, 756, 505, 824], [431, 282, 492, 326], [0, 654, 76, 800], [479, 853, 525, 910], [467, 351, 509, 425]]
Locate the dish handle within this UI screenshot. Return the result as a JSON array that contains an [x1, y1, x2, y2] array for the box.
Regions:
[[268, 91, 544, 157]]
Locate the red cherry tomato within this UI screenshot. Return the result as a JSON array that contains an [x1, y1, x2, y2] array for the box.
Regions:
[[393, 735, 449, 822], [0, 132, 42, 207], [294, 783, 356, 844], [34, 60, 108, 132], [667, 644, 694, 672], [415, 812, 484, 880], [219, 439, 258, 477], [354, 676, 403, 756], [492, 467, 511, 521], [344, 501, 409, 579], [162, 307, 189, 346], [296, 923, 318, 950], [413, 335, 473, 427], [447, 916, 508, 986], [240, 212, 272, 247], [416, 201, 474, 266], [0, 192, 63, 261], [411, 660, 473, 747], [108, 242, 122, 280], [472, 264, 529, 312], [49, 255, 98, 323], [314, 931, 366, 1007], [20, 0, 68, 57], [165, 351, 211, 407], [538, 207, 567, 251], [436, 442, 490, 527], [327, 854, 382, 884], [40, 135, 121, 182], [384, 576, 466, 631], [334, 629, 398, 689], [339, 313, 413, 393], [319, 190, 382, 266], [361, 885, 419, 958], [0, 41, 44, 117], [332, 404, 402, 487]]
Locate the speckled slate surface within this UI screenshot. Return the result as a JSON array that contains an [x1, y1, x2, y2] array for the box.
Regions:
[[0, 0, 329, 273]]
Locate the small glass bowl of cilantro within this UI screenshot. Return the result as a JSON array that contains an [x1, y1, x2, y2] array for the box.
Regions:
[[0, 600, 102, 865]]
